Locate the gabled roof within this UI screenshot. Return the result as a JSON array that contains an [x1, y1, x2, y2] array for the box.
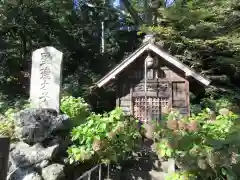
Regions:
[[96, 41, 211, 88]]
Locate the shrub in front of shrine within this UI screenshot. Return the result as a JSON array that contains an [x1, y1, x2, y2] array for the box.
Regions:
[[0, 108, 16, 137], [153, 108, 240, 179], [0, 104, 29, 140], [165, 171, 197, 180], [67, 107, 142, 164], [60, 96, 91, 127]]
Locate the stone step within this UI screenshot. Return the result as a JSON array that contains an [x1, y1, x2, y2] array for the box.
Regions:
[[121, 157, 161, 171], [160, 159, 175, 173], [111, 170, 168, 180], [132, 151, 159, 160], [120, 170, 151, 180], [105, 159, 174, 180], [122, 157, 175, 173], [105, 144, 174, 180], [149, 170, 168, 180]]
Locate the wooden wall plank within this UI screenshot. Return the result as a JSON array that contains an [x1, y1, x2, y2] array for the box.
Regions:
[[185, 80, 190, 116], [117, 54, 192, 118], [116, 80, 120, 106], [130, 85, 133, 115]]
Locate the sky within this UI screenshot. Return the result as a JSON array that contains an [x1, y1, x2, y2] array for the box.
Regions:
[[73, 0, 120, 9], [113, 0, 176, 8], [113, 0, 120, 7], [73, 0, 176, 9]]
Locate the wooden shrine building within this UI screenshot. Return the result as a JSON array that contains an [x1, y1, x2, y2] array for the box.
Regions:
[[95, 36, 210, 121]]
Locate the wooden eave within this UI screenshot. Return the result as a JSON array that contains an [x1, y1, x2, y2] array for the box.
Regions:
[[96, 42, 211, 88]]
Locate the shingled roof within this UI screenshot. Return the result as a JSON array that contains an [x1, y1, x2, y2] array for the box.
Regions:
[[96, 39, 210, 88]]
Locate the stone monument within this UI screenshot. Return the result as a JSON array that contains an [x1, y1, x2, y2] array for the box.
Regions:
[[30, 46, 63, 112]]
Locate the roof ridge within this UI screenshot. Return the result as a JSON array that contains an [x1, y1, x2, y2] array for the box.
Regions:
[[95, 42, 210, 88]]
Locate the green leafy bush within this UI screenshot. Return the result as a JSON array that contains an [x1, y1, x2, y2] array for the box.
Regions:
[[200, 97, 240, 113], [60, 96, 90, 127], [0, 116, 14, 137], [191, 97, 240, 115], [0, 100, 30, 139], [0, 108, 20, 138], [153, 108, 240, 179], [166, 171, 197, 180], [67, 107, 141, 164]]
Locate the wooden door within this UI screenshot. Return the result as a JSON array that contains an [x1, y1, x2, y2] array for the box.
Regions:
[[172, 81, 189, 115], [132, 81, 171, 122], [133, 96, 169, 121]]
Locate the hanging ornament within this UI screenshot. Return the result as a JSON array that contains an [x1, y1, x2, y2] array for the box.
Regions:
[[145, 54, 159, 69], [145, 54, 154, 68]]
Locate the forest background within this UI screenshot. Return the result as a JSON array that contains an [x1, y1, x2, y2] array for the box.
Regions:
[[0, 0, 240, 112]]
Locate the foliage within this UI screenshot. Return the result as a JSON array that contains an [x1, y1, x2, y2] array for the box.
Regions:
[[60, 96, 91, 126], [200, 97, 240, 113], [153, 107, 240, 179], [0, 0, 240, 113], [67, 107, 141, 164], [0, 108, 21, 138], [0, 115, 15, 137], [0, 99, 29, 138], [191, 97, 240, 116], [138, 0, 240, 101], [0, 0, 141, 113], [166, 171, 197, 180]]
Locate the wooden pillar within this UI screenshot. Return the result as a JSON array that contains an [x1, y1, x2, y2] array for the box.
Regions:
[[130, 85, 133, 115], [168, 81, 172, 112], [185, 80, 190, 116], [116, 79, 120, 107], [0, 136, 10, 180]]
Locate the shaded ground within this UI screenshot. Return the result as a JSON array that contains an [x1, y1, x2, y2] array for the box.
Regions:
[[107, 139, 174, 180]]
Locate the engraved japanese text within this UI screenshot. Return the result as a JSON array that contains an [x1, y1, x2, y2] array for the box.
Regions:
[[39, 52, 51, 102]]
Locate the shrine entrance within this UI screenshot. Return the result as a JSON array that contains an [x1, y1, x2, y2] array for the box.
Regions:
[[132, 80, 171, 122], [133, 97, 169, 122], [95, 38, 210, 119]]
